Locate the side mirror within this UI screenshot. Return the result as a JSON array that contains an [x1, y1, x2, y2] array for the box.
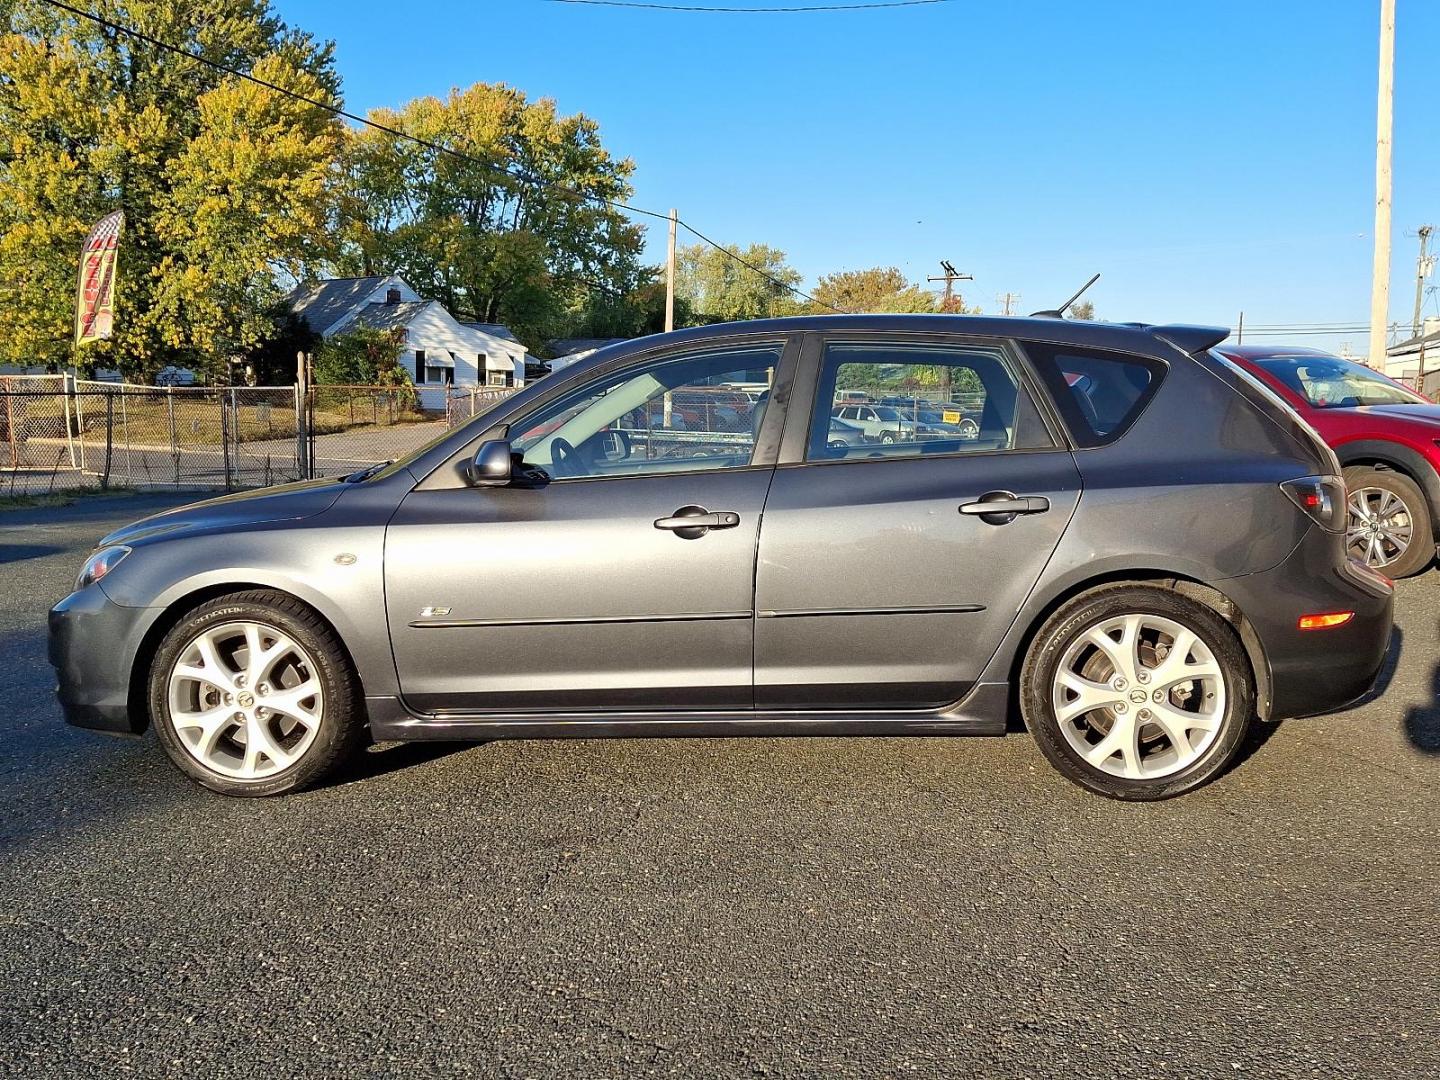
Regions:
[[466, 439, 513, 487]]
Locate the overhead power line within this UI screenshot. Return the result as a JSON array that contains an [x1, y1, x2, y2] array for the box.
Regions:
[[34, 0, 839, 313], [545, 0, 954, 11], [677, 221, 836, 311]]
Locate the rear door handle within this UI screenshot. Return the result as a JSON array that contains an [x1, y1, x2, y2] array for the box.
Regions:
[[959, 491, 1050, 524], [654, 505, 741, 539]]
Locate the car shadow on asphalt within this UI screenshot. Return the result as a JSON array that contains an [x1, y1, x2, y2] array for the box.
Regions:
[[1403, 649, 1440, 756], [318, 739, 478, 789], [1405, 687, 1440, 754], [0, 543, 66, 563]]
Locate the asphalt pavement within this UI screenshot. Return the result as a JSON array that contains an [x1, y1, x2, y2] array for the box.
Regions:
[[1, 495, 1437, 1079]]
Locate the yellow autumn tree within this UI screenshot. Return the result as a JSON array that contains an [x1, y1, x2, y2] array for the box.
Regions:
[[0, 2, 341, 378]]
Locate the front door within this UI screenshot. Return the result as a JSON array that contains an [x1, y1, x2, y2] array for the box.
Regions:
[[385, 339, 789, 714], [754, 334, 1082, 709]]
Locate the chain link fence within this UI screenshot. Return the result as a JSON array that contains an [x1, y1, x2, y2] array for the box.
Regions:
[[444, 386, 520, 429], [0, 377, 520, 496]]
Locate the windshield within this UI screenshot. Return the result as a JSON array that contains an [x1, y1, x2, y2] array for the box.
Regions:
[[1255, 355, 1424, 408]]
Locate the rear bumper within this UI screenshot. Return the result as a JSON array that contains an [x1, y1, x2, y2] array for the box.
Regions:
[[1224, 540, 1394, 721], [47, 587, 155, 734]]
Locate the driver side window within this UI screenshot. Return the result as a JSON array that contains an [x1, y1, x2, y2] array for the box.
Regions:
[[510, 343, 781, 481]]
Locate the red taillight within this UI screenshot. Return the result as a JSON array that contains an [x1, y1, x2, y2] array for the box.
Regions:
[[1280, 476, 1347, 533], [1298, 611, 1354, 631]]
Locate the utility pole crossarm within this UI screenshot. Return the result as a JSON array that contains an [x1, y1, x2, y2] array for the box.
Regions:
[[928, 261, 973, 311]]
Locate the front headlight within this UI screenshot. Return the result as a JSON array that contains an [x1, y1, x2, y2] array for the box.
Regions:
[[76, 546, 131, 592]]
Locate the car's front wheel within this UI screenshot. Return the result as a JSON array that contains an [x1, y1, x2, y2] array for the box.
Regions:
[[1343, 465, 1433, 578], [149, 590, 365, 796], [1020, 585, 1254, 800]]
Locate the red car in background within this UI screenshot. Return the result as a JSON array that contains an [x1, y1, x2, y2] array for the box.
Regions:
[[1219, 345, 1440, 577]]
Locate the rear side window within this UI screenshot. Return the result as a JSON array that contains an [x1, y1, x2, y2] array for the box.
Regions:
[[1023, 342, 1165, 448]]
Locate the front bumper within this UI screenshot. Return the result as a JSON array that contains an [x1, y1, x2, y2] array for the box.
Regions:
[[1224, 539, 1394, 721], [48, 587, 157, 734]]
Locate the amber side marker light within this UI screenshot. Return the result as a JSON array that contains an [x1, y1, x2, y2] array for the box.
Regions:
[[1298, 612, 1355, 631]]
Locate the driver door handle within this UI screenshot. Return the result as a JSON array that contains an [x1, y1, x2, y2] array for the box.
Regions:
[[654, 510, 741, 532]]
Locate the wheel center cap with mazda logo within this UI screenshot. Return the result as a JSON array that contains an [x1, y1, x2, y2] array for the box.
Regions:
[[237, 692, 255, 708], [1129, 689, 1148, 704]]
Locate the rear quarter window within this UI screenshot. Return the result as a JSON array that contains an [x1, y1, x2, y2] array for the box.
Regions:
[[1022, 342, 1166, 448]]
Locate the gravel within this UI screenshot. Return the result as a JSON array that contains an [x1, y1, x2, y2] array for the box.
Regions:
[[2, 494, 1436, 1079]]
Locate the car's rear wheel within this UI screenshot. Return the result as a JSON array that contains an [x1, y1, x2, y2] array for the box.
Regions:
[[1020, 585, 1254, 801], [149, 590, 365, 796], [1342, 465, 1433, 578]]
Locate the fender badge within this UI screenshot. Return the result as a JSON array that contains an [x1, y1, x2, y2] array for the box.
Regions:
[[333, 553, 357, 565], [419, 606, 451, 618]]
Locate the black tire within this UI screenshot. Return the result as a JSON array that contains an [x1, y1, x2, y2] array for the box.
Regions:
[[148, 590, 365, 797], [1342, 465, 1434, 578], [880, 431, 897, 444], [1020, 584, 1255, 801]]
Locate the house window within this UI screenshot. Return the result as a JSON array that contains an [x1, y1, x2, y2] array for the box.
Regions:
[[488, 369, 509, 388], [414, 349, 427, 383]]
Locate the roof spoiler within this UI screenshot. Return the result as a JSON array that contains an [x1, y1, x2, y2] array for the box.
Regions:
[[1148, 325, 1230, 355]]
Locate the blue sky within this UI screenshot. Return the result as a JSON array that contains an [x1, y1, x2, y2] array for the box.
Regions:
[[280, 0, 1438, 351]]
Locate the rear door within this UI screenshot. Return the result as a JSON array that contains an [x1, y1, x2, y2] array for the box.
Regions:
[[753, 332, 1082, 709]]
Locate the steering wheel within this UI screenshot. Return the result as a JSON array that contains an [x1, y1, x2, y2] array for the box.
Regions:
[[549, 437, 578, 478]]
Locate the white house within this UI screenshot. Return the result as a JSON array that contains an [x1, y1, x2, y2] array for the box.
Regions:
[[1384, 318, 1440, 394], [286, 275, 527, 403]]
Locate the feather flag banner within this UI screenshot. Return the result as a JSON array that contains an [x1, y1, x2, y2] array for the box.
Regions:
[[75, 210, 124, 345]]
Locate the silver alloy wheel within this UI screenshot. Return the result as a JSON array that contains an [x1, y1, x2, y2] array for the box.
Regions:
[[166, 620, 324, 780], [1346, 486, 1414, 569], [1051, 613, 1226, 780]]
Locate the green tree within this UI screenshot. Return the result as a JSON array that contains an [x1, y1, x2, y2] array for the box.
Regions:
[[311, 326, 409, 386], [811, 266, 935, 314], [332, 83, 643, 351], [0, 1, 342, 378], [673, 242, 803, 325], [1070, 300, 1097, 320], [559, 267, 687, 343]]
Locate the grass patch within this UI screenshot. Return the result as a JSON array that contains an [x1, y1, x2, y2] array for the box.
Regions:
[[0, 488, 137, 512], [68, 391, 435, 447]]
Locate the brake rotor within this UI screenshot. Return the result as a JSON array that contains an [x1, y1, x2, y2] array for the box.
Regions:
[[1078, 639, 1170, 749]]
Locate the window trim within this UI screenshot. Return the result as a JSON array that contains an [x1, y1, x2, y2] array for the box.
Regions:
[[778, 330, 1066, 467]]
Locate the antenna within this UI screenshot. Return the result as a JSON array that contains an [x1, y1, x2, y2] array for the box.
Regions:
[[1031, 273, 1100, 319]]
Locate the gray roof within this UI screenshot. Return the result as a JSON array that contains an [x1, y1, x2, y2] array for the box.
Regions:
[[546, 337, 627, 358], [284, 276, 391, 333], [460, 322, 520, 343], [346, 300, 432, 333], [1388, 327, 1440, 355]]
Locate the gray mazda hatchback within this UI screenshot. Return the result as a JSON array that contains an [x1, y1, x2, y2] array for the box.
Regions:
[[49, 316, 1394, 800]]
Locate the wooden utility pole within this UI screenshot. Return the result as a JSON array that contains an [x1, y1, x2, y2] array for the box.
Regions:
[[927, 260, 972, 311], [1368, 0, 1396, 368], [1237, 311, 1244, 345], [1411, 225, 1433, 337], [998, 292, 1020, 317], [664, 208, 678, 334]]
